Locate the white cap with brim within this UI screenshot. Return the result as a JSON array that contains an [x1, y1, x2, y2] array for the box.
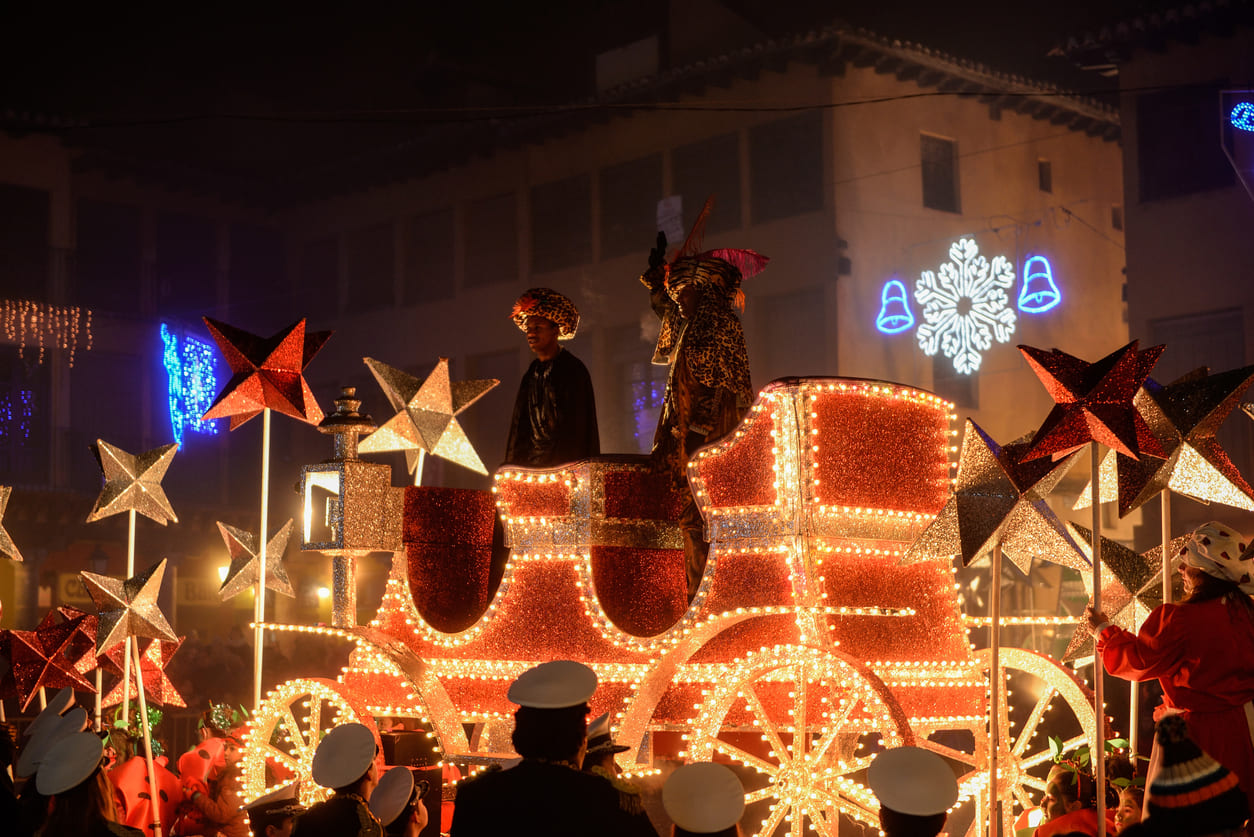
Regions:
[[663, 762, 745, 834], [369, 766, 415, 827], [867, 746, 959, 816], [311, 723, 377, 789], [22, 687, 76, 739], [507, 660, 597, 709], [35, 731, 104, 796], [17, 706, 90, 779]]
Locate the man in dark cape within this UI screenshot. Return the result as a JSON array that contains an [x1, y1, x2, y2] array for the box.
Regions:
[[504, 287, 599, 467]]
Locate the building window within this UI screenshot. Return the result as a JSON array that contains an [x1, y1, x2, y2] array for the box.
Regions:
[[531, 175, 592, 273], [600, 154, 662, 260], [755, 287, 827, 385], [1136, 83, 1235, 202], [465, 194, 517, 289], [0, 353, 45, 483], [673, 133, 741, 235], [921, 134, 960, 213], [0, 184, 50, 303], [345, 223, 395, 314], [465, 347, 526, 473], [405, 207, 456, 301], [1111, 205, 1124, 230], [750, 111, 824, 224], [932, 353, 977, 409], [75, 199, 140, 312], [155, 212, 217, 319], [1038, 159, 1053, 193], [605, 324, 665, 454], [228, 223, 284, 324]]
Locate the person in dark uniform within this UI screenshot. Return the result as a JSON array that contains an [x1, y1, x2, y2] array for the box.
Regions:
[[292, 723, 383, 837], [35, 730, 144, 837], [245, 783, 305, 837], [450, 660, 657, 837], [504, 288, 600, 468]]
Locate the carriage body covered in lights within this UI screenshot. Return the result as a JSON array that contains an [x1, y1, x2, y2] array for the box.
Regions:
[[245, 377, 1099, 837]]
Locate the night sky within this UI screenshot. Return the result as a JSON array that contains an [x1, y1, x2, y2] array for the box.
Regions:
[[2, 0, 1161, 186]]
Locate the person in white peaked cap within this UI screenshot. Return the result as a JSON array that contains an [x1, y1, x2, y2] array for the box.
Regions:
[[292, 722, 383, 837], [450, 660, 657, 837], [867, 746, 958, 837], [662, 762, 745, 836]]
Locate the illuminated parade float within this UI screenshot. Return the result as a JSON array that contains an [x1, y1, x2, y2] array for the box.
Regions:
[[7, 311, 1254, 837], [243, 374, 1104, 837]]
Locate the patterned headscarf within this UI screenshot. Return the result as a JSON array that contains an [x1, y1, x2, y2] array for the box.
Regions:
[[1179, 520, 1254, 593], [511, 288, 580, 340]]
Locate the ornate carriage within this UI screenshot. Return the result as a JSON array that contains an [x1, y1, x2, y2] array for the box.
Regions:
[[242, 377, 1098, 836]]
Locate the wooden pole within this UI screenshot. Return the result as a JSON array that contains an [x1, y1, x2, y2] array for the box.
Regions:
[[1091, 442, 1106, 837]]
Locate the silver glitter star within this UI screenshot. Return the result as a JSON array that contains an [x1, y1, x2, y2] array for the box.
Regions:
[[905, 420, 1088, 574], [0, 486, 22, 562], [1062, 528, 1189, 662], [80, 559, 178, 652], [216, 519, 296, 601], [358, 356, 498, 475], [85, 440, 179, 525]]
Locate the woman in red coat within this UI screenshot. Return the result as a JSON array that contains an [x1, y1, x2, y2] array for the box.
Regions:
[[1085, 520, 1254, 826]]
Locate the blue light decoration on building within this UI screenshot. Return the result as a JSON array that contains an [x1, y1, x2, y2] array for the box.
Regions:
[[1017, 255, 1062, 313], [1230, 101, 1254, 132], [161, 323, 221, 445], [875, 279, 915, 334], [0, 389, 34, 443]]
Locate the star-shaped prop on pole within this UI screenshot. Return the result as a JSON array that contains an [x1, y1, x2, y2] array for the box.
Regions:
[[86, 441, 179, 525], [1062, 528, 1189, 662], [102, 638, 186, 708], [0, 485, 22, 562], [1019, 341, 1167, 463], [216, 519, 296, 601], [201, 318, 331, 430], [358, 356, 499, 475], [81, 559, 178, 653], [10, 612, 96, 711], [904, 420, 1089, 574], [1075, 366, 1254, 516], [42, 606, 101, 680]]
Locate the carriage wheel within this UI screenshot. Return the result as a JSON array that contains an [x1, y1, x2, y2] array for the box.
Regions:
[[241, 677, 380, 805], [685, 645, 914, 837], [956, 648, 1100, 837]]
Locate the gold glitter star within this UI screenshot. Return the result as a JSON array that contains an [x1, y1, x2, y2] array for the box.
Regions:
[[1075, 366, 1254, 516], [358, 356, 499, 475], [1062, 528, 1188, 662], [0, 486, 22, 562], [80, 559, 178, 653], [85, 440, 179, 526], [216, 519, 296, 601], [905, 420, 1088, 574]]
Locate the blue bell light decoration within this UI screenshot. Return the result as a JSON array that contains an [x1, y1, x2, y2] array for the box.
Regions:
[[875, 279, 915, 334], [1018, 255, 1061, 314]]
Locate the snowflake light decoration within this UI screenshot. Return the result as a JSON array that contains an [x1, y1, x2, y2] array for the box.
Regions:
[[915, 238, 1017, 375]]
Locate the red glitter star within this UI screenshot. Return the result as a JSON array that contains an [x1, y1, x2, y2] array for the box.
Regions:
[[42, 606, 101, 680], [10, 612, 96, 711], [1018, 341, 1167, 462], [102, 637, 186, 708], [201, 318, 331, 430]]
